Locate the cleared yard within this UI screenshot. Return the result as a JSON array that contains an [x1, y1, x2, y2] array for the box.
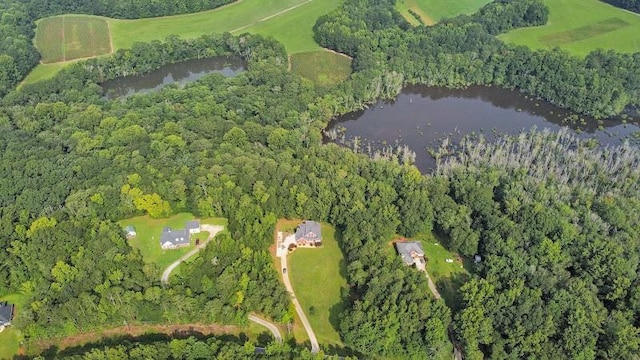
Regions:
[[0, 293, 26, 359], [500, 0, 640, 56], [117, 213, 226, 270], [35, 16, 111, 63], [287, 223, 347, 347], [396, 0, 491, 24], [290, 50, 352, 87]]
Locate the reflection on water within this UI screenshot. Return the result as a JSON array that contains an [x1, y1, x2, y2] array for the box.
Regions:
[[326, 85, 640, 172], [102, 56, 246, 99]]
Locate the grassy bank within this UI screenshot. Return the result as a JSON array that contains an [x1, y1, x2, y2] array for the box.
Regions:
[[395, 0, 490, 24], [500, 0, 640, 56], [290, 50, 352, 87]]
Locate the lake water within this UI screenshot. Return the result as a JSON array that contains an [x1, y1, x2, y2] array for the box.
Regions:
[[102, 56, 245, 99], [326, 85, 640, 172]]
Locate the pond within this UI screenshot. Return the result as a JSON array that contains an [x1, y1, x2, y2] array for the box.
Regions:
[[101, 56, 246, 99], [326, 85, 640, 172]]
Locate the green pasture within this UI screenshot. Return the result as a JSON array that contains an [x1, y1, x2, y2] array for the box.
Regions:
[[35, 15, 111, 63], [117, 213, 226, 271], [396, 0, 491, 24], [500, 0, 640, 56], [28, 0, 342, 84], [290, 50, 352, 87], [288, 223, 347, 346], [0, 293, 27, 360]]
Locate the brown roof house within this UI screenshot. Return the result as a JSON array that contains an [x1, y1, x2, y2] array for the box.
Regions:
[[0, 302, 15, 328]]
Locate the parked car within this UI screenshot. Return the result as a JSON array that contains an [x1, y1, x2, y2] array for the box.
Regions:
[[282, 268, 287, 274]]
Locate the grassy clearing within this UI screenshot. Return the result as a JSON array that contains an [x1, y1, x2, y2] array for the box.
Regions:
[[0, 293, 27, 360], [500, 0, 640, 56], [117, 213, 226, 271], [290, 50, 352, 87], [396, 0, 490, 24], [20, 63, 69, 85], [35, 16, 111, 63], [287, 223, 347, 347]]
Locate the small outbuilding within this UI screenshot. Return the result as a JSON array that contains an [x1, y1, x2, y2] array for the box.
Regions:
[[124, 225, 137, 238], [0, 302, 15, 327], [395, 241, 425, 267], [185, 220, 201, 234]]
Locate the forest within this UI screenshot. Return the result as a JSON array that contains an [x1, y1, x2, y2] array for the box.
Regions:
[[0, 0, 639, 358]]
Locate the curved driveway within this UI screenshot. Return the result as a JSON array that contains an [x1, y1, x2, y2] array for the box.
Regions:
[[161, 225, 224, 285], [280, 253, 320, 353], [248, 314, 283, 343]]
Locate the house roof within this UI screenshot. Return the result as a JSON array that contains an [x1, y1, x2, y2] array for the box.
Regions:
[[395, 242, 425, 265], [185, 220, 200, 231], [124, 225, 136, 233], [0, 302, 14, 325], [295, 221, 322, 243], [160, 228, 189, 246]]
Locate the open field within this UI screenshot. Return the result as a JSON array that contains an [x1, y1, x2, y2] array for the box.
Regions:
[[500, 0, 640, 56], [117, 213, 226, 270], [28, 0, 342, 84], [287, 223, 347, 347], [0, 293, 26, 359], [35, 16, 111, 63], [290, 50, 352, 86], [396, 0, 490, 24]]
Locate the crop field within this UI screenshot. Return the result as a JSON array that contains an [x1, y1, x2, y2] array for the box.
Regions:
[[396, 0, 491, 25], [290, 50, 352, 86], [500, 0, 640, 56], [36, 16, 111, 63]]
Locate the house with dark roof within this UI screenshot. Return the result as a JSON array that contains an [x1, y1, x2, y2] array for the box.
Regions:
[[160, 227, 190, 250], [0, 302, 14, 327], [185, 220, 201, 234], [294, 221, 322, 247], [395, 241, 425, 267]]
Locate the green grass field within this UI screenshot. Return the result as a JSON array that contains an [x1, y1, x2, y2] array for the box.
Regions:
[[288, 223, 347, 346], [35, 15, 111, 63], [27, 0, 342, 84], [500, 0, 640, 56], [396, 0, 491, 24], [118, 213, 226, 271], [290, 50, 352, 86], [0, 293, 26, 359]]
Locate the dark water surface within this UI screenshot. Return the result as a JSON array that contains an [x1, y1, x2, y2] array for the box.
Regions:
[[327, 85, 640, 172], [102, 56, 245, 99]]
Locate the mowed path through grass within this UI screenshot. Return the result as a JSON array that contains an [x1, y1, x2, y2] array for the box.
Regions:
[[396, 0, 491, 25], [36, 15, 111, 63], [500, 0, 640, 56], [288, 223, 347, 347]]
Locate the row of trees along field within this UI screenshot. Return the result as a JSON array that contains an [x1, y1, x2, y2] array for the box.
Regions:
[[314, 0, 640, 118], [0, 0, 639, 358], [601, 0, 640, 12], [0, 0, 234, 97]]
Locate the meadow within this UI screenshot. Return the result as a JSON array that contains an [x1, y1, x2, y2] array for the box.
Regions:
[[395, 0, 491, 24], [27, 0, 342, 84], [117, 213, 226, 271], [35, 16, 111, 63], [499, 0, 640, 56], [287, 223, 347, 347], [290, 50, 352, 86]]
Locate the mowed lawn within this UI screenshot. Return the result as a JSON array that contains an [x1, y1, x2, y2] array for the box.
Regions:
[[288, 223, 347, 346], [396, 0, 491, 24], [108, 0, 341, 54], [290, 50, 352, 86], [35, 15, 111, 63], [500, 0, 640, 56], [117, 213, 226, 271], [0, 293, 27, 359]]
